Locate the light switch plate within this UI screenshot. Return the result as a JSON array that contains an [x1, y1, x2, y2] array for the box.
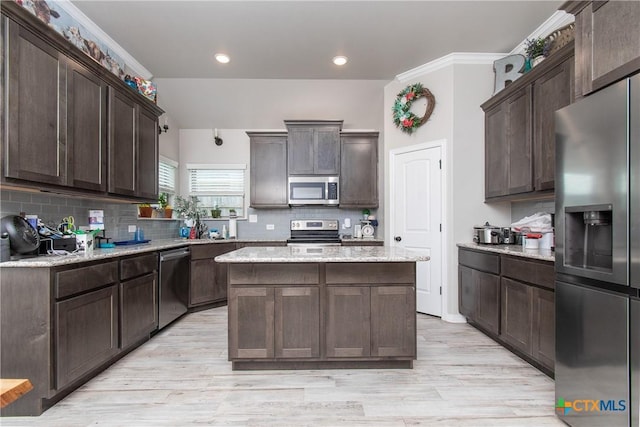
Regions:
[[128, 225, 137, 233], [249, 214, 258, 223]]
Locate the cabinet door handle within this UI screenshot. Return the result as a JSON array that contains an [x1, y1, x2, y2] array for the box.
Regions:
[[394, 236, 402, 242]]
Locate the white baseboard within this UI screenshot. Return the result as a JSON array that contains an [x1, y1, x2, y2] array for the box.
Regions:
[[441, 313, 467, 324]]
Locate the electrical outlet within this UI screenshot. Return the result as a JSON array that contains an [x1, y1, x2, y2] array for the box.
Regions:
[[128, 225, 137, 233], [249, 214, 258, 223], [266, 224, 275, 230]]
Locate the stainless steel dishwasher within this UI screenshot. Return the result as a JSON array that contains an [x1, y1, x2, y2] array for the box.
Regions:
[[158, 247, 190, 329]]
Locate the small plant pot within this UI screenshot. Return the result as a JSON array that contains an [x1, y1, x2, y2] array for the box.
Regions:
[[211, 209, 221, 218], [138, 206, 153, 218], [164, 208, 173, 218]]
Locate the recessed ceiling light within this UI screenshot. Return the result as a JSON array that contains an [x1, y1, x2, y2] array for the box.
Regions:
[[215, 53, 230, 64], [332, 56, 348, 66]]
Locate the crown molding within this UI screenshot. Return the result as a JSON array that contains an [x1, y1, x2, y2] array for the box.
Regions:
[[396, 10, 575, 83], [396, 53, 506, 83], [55, 0, 153, 79]]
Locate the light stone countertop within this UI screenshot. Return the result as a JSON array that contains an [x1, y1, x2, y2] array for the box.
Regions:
[[215, 245, 430, 263], [457, 242, 555, 263], [0, 238, 286, 268]]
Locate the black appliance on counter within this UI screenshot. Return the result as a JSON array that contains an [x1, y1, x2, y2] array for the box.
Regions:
[[287, 219, 341, 246], [158, 247, 190, 329], [555, 73, 639, 426]]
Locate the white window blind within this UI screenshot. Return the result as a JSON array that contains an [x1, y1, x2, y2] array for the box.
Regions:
[[187, 164, 246, 218], [158, 158, 177, 194]]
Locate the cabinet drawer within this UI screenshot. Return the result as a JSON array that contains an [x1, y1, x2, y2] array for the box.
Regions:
[[120, 252, 158, 281], [458, 249, 500, 275], [326, 263, 414, 285], [229, 263, 319, 285], [55, 261, 118, 299], [501, 256, 555, 290], [191, 243, 236, 260]]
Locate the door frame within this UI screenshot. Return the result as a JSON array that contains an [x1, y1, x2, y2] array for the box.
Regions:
[[388, 139, 447, 318]]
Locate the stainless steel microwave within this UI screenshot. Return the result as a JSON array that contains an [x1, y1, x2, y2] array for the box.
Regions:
[[288, 176, 339, 206]]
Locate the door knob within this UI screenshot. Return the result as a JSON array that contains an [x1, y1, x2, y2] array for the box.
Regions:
[[394, 236, 402, 242]]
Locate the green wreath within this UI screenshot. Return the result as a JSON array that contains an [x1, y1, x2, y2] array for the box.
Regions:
[[392, 83, 436, 134]]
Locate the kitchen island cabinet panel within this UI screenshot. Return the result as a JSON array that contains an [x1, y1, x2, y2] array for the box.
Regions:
[[228, 287, 275, 359], [274, 287, 320, 358], [55, 285, 119, 390], [371, 286, 416, 357], [248, 132, 288, 208], [325, 286, 371, 358]]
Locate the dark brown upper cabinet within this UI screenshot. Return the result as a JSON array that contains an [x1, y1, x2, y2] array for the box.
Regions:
[[481, 42, 574, 202], [340, 132, 379, 208], [247, 131, 289, 208], [562, 0, 640, 98], [1, 3, 163, 202], [285, 120, 342, 175]]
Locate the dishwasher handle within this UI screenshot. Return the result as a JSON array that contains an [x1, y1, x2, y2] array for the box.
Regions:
[[160, 249, 190, 262]]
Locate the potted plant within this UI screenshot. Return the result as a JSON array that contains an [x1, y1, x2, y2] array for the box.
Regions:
[[174, 195, 206, 228], [211, 205, 221, 218], [138, 203, 153, 218], [524, 37, 550, 67], [158, 192, 173, 218]]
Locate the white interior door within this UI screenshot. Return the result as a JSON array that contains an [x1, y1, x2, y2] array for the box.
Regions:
[[392, 145, 442, 316]]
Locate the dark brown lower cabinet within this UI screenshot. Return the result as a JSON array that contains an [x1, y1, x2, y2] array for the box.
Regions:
[[227, 261, 416, 369], [326, 286, 371, 358], [55, 285, 119, 390], [189, 243, 236, 306], [371, 286, 416, 357], [275, 287, 320, 358], [532, 286, 555, 371], [228, 286, 275, 359], [120, 272, 157, 349], [501, 277, 533, 354], [458, 247, 555, 375]]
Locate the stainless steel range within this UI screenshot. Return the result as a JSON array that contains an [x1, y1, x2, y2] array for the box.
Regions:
[[287, 219, 341, 246]]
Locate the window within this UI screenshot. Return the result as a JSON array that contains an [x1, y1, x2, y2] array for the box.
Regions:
[[159, 156, 178, 197], [187, 164, 246, 218]]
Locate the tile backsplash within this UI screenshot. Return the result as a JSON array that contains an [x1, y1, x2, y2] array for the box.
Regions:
[[0, 189, 376, 241]]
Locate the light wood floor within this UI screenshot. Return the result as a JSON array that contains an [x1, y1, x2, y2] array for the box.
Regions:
[[3, 307, 563, 426]]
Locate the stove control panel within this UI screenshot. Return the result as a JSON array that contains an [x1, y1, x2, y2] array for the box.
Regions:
[[290, 219, 339, 231]]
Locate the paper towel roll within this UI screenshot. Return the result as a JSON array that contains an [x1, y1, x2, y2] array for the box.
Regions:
[[228, 218, 237, 239]]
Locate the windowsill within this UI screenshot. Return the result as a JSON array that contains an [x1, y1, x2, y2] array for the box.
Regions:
[[137, 217, 182, 221]]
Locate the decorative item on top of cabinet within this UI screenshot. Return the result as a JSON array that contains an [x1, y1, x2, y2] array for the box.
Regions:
[[481, 41, 574, 201], [247, 131, 288, 208], [339, 132, 379, 208], [285, 120, 342, 176], [562, 0, 640, 99]]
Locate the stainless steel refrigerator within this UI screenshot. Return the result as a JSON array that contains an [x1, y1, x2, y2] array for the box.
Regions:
[[555, 72, 639, 426]]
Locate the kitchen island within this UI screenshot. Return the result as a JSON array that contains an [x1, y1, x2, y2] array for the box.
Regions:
[[215, 246, 429, 370]]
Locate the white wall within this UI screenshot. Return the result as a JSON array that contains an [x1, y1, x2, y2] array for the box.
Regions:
[[383, 61, 510, 322]]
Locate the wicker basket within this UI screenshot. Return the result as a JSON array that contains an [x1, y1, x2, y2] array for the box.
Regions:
[[545, 23, 575, 56]]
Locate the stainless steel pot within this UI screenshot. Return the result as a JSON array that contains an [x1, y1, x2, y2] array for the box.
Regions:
[[473, 222, 502, 244]]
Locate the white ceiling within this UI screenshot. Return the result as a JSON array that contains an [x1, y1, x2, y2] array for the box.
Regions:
[[70, 1, 563, 81]]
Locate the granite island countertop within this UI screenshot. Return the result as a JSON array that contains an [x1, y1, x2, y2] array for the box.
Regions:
[[215, 245, 430, 263], [457, 242, 555, 262]]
